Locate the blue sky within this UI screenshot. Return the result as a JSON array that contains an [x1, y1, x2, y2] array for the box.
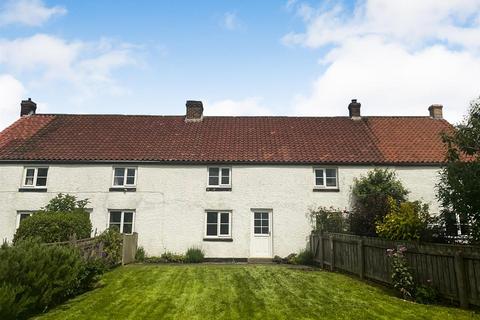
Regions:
[[1, 0, 480, 129]]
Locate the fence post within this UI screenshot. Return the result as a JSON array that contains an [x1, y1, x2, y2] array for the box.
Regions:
[[309, 232, 315, 255], [97, 241, 104, 259], [329, 234, 335, 271], [454, 251, 468, 308], [318, 231, 324, 269], [357, 239, 364, 279], [121, 234, 127, 265]]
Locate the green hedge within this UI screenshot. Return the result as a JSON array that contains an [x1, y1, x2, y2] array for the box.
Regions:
[[14, 211, 92, 244], [0, 239, 97, 319]]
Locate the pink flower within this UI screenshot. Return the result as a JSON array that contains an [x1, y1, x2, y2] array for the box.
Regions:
[[398, 245, 407, 253]]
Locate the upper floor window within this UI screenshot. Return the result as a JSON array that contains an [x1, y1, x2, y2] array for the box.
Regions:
[[208, 167, 231, 187], [109, 210, 134, 234], [314, 167, 338, 189], [23, 167, 48, 188], [112, 167, 137, 187]]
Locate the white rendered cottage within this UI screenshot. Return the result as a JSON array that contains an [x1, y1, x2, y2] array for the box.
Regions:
[[0, 99, 450, 258]]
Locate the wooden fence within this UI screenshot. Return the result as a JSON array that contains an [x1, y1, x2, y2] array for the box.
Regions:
[[46, 232, 138, 265], [310, 231, 480, 308]]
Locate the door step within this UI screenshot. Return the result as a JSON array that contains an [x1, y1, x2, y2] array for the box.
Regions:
[[248, 258, 273, 264]]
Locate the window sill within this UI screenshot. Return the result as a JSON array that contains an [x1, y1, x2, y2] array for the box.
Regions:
[[203, 238, 233, 242], [206, 187, 232, 192], [18, 188, 47, 192], [313, 188, 340, 192], [109, 187, 136, 192]]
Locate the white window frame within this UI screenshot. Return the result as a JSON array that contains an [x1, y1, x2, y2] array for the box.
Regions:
[[207, 167, 231, 187], [108, 210, 135, 234], [16, 211, 35, 229], [111, 167, 137, 187], [313, 167, 338, 189], [22, 167, 49, 188], [204, 210, 232, 238]]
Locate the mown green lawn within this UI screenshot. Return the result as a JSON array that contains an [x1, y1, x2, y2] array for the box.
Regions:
[[37, 264, 479, 320]]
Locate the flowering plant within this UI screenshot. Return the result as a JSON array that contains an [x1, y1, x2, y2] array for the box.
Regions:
[[387, 246, 414, 300]]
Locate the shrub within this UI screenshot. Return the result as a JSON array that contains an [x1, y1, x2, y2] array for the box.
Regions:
[[14, 211, 92, 244], [414, 282, 439, 305], [376, 198, 430, 241], [14, 193, 92, 244], [272, 255, 283, 264], [350, 169, 409, 236], [161, 251, 185, 263], [0, 239, 86, 319], [96, 228, 123, 266], [285, 253, 297, 264], [292, 249, 314, 266], [135, 246, 146, 262], [77, 257, 108, 292], [144, 256, 167, 264], [308, 206, 348, 233], [185, 247, 205, 263], [387, 246, 414, 300]]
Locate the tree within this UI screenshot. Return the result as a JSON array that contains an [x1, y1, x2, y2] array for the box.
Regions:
[[42, 193, 89, 213], [350, 169, 409, 236], [437, 97, 480, 242]]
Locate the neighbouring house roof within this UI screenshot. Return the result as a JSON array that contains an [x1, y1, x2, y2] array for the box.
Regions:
[[0, 114, 452, 165]]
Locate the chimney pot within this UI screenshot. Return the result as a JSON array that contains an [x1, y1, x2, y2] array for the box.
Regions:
[[428, 104, 443, 119], [20, 98, 37, 117], [348, 99, 361, 119], [185, 100, 203, 122]]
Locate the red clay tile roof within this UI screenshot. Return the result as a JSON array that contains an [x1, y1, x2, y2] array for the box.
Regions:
[[0, 114, 452, 164]]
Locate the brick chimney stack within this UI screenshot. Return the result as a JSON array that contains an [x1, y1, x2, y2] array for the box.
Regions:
[[185, 100, 203, 122], [428, 104, 443, 119], [348, 99, 361, 119], [20, 98, 37, 117]]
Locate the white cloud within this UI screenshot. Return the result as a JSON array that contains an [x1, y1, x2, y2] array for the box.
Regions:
[[294, 36, 480, 122], [283, 0, 480, 123], [0, 0, 66, 27], [205, 97, 273, 116], [0, 34, 138, 100], [0, 74, 26, 130], [283, 0, 480, 50], [221, 12, 242, 31]]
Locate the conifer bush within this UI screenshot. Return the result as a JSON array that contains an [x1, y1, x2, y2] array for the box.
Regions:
[[0, 239, 87, 319]]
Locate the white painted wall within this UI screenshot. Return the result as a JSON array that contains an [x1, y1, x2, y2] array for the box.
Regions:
[[0, 164, 441, 257]]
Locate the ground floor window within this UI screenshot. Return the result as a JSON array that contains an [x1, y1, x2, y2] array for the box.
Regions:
[[109, 210, 135, 234], [205, 211, 231, 238], [16, 211, 33, 228]]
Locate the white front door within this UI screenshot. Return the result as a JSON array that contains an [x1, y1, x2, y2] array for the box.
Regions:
[[250, 210, 273, 258]]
